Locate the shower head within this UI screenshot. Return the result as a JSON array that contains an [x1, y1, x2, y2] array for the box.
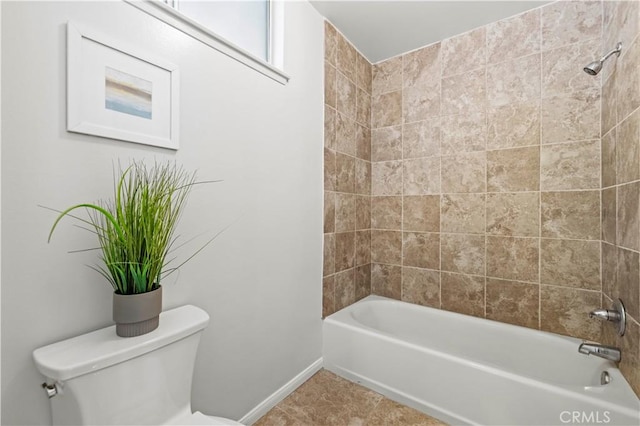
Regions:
[[584, 42, 622, 75]]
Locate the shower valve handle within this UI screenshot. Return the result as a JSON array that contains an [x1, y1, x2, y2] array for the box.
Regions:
[[588, 299, 626, 336]]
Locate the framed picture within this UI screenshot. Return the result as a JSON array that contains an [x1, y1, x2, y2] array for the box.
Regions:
[[67, 21, 180, 150]]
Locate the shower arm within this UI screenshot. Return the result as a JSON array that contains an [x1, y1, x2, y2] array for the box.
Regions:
[[600, 42, 623, 62]]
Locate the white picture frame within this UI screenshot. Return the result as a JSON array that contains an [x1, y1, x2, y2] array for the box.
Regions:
[[67, 21, 180, 150]]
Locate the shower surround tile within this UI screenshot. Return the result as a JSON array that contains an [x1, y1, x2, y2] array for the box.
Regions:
[[356, 52, 372, 94], [355, 124, 371, 161], [617, 181, 640, 252], [442, 27, 486, 77], [402, 232, 440, 269], [541, 89, 601, 144], [371, 196, 402, 230], [403, 195, 440, 232], [324, 233, 335, 276], [356, 87, 371, 127], [324, 21, 337, 65], [540, 140, 601, 190], [322, 275, 335, 319], [355, 231, 371, 266], [441, 194, 486, 234], [403, 118, 440, 159], [601, 130, 616, 188], [487, 53, 540, 108], [355, 264, 371, 300], [540, 239, 601, 290], [371, 126, 402, 162], [602, 72, 617, 136], [335, 269, 356, 311], [335, 152, 355, 193], [325, 62, 337, 108], [487, 102, 540, 150], [402, 267, 440, 308], [403, 157, 441, 195], [486, 8, 540, 63], [372, 91, 402, 128], [441, 69, 486, 116], [324, 191, 335, 233], [336, 113, 356, 156], [371, 230, 402, 265], [487, 146, 540, 192], [541, 1, 602, 51], [371, 263, 402, 299], [602, 187, 616, 245], [372, 161, 402, 196], [602, 242, 617, 298], [542, 38, 601, 97], [486, 278, 539, 328], [616, 109, 640, 185], [486, 236, 539, 282], [616, 36, 640, 121], [336, 72, 356, 121], [355, 159, 371, 195], [335, 232, 356, 272], [325, 106, 337, 150], [402, 82, 441, 123], [616, 247, 639, 320], [440, 112, 487, 154], [356, 196, 371, 230], [486, 192, 540, 237], [441, 233, 485, 275], [335, 193, 356, 232], [337, 34, 357, 82], [541, 191, 600, 240], [372, 56, 402, 95], [324, 148, 336, 191], [441, 152, 486, 193], [540, 285, 602, 342], [402, 43, 441, 89], [441, 272, 485, 317]]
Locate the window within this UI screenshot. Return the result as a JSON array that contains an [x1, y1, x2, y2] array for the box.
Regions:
[[168, 0, 270, 62], [126, 0, 288, 84]]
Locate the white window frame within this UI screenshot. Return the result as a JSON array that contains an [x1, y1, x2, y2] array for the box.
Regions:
[[124, 0, 289, 85]]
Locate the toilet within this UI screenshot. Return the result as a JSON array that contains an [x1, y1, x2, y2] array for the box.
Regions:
[[33, 305, 242, 425]]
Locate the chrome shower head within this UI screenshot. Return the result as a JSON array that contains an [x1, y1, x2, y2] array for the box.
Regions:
[[584, 42, 622, 75], [583, 61, 602, 75]]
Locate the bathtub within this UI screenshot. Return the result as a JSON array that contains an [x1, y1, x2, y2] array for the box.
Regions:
[[323, 295, 640, 426]]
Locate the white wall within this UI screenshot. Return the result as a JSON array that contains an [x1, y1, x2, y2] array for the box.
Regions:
[[1, 1, 324, 424]]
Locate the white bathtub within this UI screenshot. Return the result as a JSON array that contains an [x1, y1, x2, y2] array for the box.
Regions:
[[323, 295, 640, 426]]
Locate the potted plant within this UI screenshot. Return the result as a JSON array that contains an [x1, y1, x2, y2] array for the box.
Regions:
[[48, 161, 208, 337]]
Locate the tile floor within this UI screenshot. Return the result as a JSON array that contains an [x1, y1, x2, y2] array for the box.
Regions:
[[254, 369, 448, 425]]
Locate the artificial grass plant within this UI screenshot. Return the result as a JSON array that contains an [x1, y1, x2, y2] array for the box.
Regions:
[[48, 161, 206, 295]]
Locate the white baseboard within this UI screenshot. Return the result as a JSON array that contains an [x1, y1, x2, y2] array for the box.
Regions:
[[238, 357, 323, 425]]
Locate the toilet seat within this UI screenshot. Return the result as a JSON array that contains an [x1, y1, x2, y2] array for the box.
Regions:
[[168, 411, 244, 425]]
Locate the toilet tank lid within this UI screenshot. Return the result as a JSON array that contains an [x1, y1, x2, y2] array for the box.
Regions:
[[33, 305, 210, 382]]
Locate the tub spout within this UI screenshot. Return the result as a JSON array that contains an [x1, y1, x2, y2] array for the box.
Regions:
[[578, 343, 621, 362]]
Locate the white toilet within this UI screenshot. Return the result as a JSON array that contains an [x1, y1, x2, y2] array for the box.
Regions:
[[33, 305, 242, 425]]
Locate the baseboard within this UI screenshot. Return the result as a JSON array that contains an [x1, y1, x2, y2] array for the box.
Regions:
[[238, 357, 323, 425]]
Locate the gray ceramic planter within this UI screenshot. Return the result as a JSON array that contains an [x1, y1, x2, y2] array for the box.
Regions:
[[113, 286, 162, 337]]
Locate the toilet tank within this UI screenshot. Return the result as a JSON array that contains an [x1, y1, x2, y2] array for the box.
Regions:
[[33, 305, 210, 426]]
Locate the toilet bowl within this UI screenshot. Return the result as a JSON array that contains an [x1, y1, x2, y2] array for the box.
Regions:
[[33, 305, 242, 426]]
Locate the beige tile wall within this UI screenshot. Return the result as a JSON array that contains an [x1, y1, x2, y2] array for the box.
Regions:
[[323, 22, 372, 317], [600, 0, 640, 397], [368, 0, 604, 342], [323, 0, 640, 396]]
